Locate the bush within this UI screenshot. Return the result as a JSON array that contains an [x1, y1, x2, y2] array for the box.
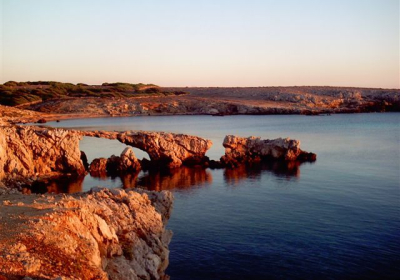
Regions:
[[4, 81, 18, 87], [144, 87, 161, 94], [0, 81, 176, 106]]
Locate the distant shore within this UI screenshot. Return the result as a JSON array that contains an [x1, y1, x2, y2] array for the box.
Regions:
[[0, 83, 399, 124]]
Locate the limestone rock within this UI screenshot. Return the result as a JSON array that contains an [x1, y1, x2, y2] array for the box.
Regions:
[[0, 188, 174, 279], [119, 147, 141, 172], [89, 148, 141, 177], [0, 125, 86, 180], [82, 130, 212, 168], [89, 158, 108, 176], [221, 135, 316, 167]]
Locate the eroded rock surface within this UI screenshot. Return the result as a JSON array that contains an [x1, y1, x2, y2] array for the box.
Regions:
[[89, 158, 108, 176], [82, 131, 212, 168], [0, 187, 173, 280], [0, 125, 86, 180], [221, 135, 316, 167], [89, 148, 141, 177], [0, 104, 48, 124], [24, 87, 400, 118]]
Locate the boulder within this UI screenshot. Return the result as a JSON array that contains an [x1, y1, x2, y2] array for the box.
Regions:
[[221, 135, 316, 167], [89, 148, 141, 176], [89, 158, 108, 176], [0, 126, 86, 180], [119, 147, 141, 172]]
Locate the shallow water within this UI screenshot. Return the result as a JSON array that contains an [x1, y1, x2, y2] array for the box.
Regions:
[[42, 113, 400, 279]]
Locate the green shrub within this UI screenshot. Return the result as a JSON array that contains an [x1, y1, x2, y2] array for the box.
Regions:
[[0, 81, 184, 106]]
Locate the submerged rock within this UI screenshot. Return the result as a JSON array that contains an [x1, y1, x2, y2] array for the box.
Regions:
[[0, 188, 174, 279], [221, 135, 316, 167]]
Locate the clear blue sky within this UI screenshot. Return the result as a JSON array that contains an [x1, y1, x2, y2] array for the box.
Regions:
[[1, 0, 399, 88]]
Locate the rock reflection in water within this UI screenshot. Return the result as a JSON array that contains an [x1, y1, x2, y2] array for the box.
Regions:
[[125, 166, 213, 191], [23, 161, 306, 193], [224, 160, 305, 186], [23, 175, 85, 194], [119, 171, 140, 189]]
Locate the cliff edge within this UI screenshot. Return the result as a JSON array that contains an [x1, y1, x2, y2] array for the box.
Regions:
[[0, 187, 173, 280]]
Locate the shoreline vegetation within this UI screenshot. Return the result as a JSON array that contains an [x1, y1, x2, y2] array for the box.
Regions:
[[0, 81, 187, 107]]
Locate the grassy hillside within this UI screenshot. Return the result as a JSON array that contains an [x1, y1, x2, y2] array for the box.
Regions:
[[0, 81, 187, 106]]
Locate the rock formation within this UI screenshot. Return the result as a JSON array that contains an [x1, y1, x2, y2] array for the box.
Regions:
[[82, 130, 212, 168], [0, 104, 47, 124], [119, 147, 141, 171], [89, 157, 109, 176], [221, 135, 316, 167], [0, 125, 86, 180], [89, 147, 141, 177], [22, 86, 400, 119], [0, 187, 173, 279]]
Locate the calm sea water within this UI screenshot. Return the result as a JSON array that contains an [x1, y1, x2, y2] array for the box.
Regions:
[[43, 113, 400, 279]]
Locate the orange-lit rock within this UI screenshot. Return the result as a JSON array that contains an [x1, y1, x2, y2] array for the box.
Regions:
[[89, 147, 141, 177], [0, 188, 173, 279], [89, 158, 108, 176], [119, 147, 141, 171], [221, 135, 316, 167], [0, 125, 86, 180], [82, 130, 212, 168]]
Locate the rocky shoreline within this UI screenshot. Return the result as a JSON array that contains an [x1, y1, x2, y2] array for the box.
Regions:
[[0, 104, 318, 279], [0, 124, 316, 183], [0, 122, 176, 279], [0, 187, 173, 280], [0, 86, 397, 125]]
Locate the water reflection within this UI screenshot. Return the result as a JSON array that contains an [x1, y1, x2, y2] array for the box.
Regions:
[[134, 166, 212, 191], [224, 161, 305, 186], [22, 175, 85, 194], [24, 161, 307, 193]]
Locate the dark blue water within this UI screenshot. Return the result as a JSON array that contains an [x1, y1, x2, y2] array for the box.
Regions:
[[44, 113, 400, 279]]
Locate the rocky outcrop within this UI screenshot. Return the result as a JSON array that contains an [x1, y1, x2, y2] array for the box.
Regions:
[[82, 130, 212, 168], [89, 147, 141, 177], [0, 187, 174, 279], [23, 86, 400, 118], [89, 158, 109, 176], [119, 147, 141, 171], [221, 135, 316, 167], [0, 104, 48, 124], [0, 125, 86, 180]]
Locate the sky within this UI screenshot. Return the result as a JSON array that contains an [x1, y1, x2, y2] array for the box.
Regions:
[[0, 0, 399, 88]]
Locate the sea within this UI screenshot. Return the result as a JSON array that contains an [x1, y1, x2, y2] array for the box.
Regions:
[[38, 113, 400, 279]]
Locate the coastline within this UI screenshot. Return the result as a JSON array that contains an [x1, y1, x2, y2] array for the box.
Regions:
[[0, 87, 399, 279], [0, 85, 394, 124]]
